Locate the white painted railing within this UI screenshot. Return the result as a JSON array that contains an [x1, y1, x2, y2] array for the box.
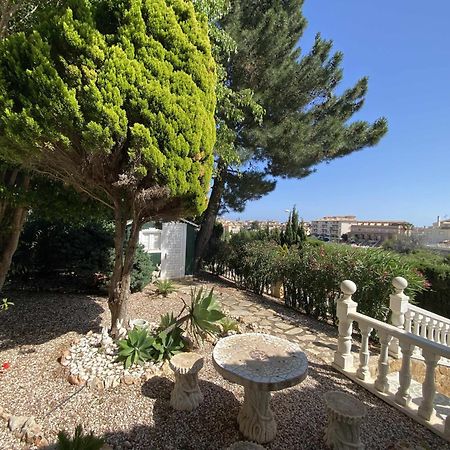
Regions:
[[333, 278, 450, 441], [388, 277, 450, 363]]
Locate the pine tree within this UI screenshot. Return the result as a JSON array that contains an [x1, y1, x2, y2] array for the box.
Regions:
[[194, 0, 387, 270]]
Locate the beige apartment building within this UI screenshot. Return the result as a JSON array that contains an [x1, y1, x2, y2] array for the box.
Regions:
[[311, 216, 357, 240], [349, 220, 412, 243]]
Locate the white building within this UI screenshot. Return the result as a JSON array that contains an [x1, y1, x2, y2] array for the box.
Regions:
[[311, 216, 357, 240], [420, 216, 450, 246]]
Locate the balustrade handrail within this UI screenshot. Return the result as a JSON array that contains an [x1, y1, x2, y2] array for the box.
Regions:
[[407, 304, 450, 325], [349, 311, 450, 359]]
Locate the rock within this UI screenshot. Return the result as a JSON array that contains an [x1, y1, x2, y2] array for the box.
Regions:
[[100, 445, 114, 450], [0, 408, 11, 421], [121, 375, 135, 386], [33, 435, 49, 448], [8, 415, 28, 432], [123, 440, 133, 448], [68, 374, 84, 386]]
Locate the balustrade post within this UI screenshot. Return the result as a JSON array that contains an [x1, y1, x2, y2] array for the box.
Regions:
[[394, 340, 414, 406], [417, 350, 440, 421], [333, 280, 358, 371], [374, 331, 392, 394], [389, 277, 409, 358], [356, 323, 373, 381]]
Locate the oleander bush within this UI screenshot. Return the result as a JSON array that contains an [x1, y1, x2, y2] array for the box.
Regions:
[[205, 230, 427, 325]]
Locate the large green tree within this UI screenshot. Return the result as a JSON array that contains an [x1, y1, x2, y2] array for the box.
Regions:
[[0, 0, 64, 293], [194, 0, 388, 270], [0, 0, 216, 331]]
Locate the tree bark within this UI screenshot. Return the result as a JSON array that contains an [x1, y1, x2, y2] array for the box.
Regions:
[[194, 162, 226, 273], [108, 207, 141, 334], [0, 173, 30, 293]]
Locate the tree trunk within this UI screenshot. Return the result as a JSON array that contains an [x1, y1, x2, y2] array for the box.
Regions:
[[0, 172, 30, 293], [108, 209, 141, 334], [194, 163, 226, 273]]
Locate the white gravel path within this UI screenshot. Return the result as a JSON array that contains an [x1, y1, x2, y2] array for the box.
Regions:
[[0, 281, 448, 450]]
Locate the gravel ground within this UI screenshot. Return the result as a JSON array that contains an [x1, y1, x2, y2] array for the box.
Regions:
[[0, 279, 449, 450]]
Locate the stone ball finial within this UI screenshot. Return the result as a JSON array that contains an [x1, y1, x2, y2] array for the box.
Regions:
[[392, 276, 408, 291], [340, 280, 357, 296]]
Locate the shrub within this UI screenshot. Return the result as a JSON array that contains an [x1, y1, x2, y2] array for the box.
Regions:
[[155, 279, 176, 297], [128, 245, 155, 293], [10, 217, 154, 292], [205, 231, 426, 325], [57, 425, 104, 450], [401, 250, 450, 318]]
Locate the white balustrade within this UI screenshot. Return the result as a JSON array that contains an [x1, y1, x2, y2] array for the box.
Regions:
[[333, 278, 450, 442]]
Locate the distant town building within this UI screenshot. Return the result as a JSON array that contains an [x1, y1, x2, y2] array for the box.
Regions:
[[217, 219, 286, 235], [418, 216, 450, 246], [349, 220, 412, 244], [311, 216, 357, 240]]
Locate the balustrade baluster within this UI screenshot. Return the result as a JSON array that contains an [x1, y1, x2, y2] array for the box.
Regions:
[[389, 277, 409, 358], [418, 350, 440, 421], [436, 323, 443, 345], [404, 310, 412, 333], [444, 325, 450, 347], [374, 331, 392, 394], [427, 319, 437, 342], [356, 324, 373, 381], [394, 341, 414, 406], [333, 281, 358, 371], [420, 316, 429, 339], [413, 314, 421, 336]]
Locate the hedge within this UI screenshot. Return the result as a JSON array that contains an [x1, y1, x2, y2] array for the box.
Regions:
[[206, 234, 426, 325], [9, 218, 154, 293]]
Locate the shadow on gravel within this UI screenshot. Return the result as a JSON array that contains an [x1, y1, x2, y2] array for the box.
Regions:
[[0, 291, 104, 350], [97, 376, 241, 450]]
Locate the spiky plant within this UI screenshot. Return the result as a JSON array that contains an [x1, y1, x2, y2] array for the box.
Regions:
[[57, 425, 104, 450]]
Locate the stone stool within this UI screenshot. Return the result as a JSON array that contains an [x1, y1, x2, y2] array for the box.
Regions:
[[226, 441, 266, 450], [324, 391, 367, 450], [169, 352, 204, 411]]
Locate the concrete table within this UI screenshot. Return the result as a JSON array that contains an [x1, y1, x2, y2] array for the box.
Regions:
[[212, 333, 308, 443]]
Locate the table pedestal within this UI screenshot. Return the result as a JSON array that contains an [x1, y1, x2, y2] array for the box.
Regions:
[[237, 387, 276, 444]]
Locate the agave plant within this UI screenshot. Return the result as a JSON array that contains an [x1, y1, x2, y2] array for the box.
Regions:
[[117, 327, 154, 369], [57, 425, 104, 450], [185, 287, 226, 343], [155, 279, 176, 297]]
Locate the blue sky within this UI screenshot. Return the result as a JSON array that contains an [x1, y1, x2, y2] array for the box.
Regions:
[[224, 0, 450, 227]]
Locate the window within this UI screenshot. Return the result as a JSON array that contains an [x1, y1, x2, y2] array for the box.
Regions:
[[141, 230, 161, 253]]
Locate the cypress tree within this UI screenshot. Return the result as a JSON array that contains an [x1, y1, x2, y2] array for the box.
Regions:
[[0, 0, 216, 330]]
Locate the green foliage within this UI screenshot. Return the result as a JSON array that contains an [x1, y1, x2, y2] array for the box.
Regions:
[[1, 298, 14, 311], [128, 245, 155, 293], [206, 233, 426, 325], [281, 206, 306, 248], [382, 235, 424, 254], [0, 0, 216, 220], [401, 250, 450, 318], [152, 323, 185, 361], [184, 287, 225, 342], [57, 424, 104, 450], [10, 218, 154, 292], [219, 316, 240, 335], [117, 327, 155, 369], [155, 279, 176, 297]]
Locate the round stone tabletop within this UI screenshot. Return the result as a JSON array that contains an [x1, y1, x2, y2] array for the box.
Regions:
[[212, 333, 308, 391]]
